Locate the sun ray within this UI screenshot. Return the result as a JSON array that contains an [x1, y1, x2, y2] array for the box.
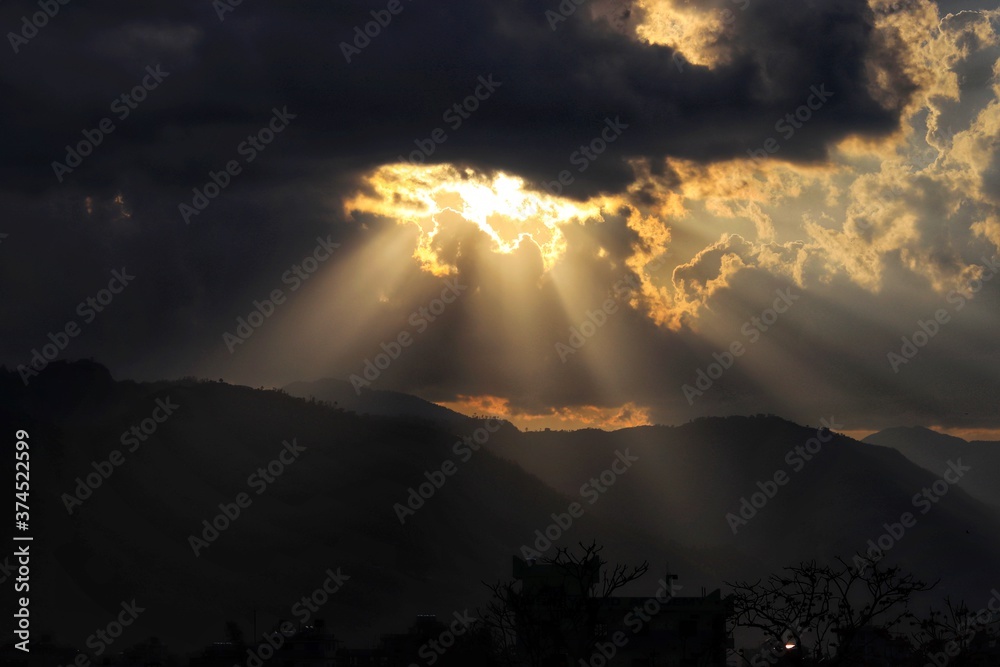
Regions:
[[343, 163, 608, 275]]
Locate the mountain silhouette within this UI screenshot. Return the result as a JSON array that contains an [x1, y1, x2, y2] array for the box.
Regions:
[[284, 377, 474, 428], [865, 425, 1000, 510], [1, 362, 693, 654], [3, 362, 998, 657], [489, 416, 1000, 600]]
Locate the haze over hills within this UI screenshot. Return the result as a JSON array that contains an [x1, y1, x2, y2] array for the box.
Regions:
[[864, 426, 1000, 510], [283, 377, 474, 428], [487, 417, 1000, 600], [4, 1, 1000, 664], [0, 362, 696, 654], [3, 363, 1000, 656]]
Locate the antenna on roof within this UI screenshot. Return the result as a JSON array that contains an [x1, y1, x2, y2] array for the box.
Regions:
[[664, 563, 679, 599]]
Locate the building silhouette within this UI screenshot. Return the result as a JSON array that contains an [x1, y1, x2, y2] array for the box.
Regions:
[[509, 555, 732, 666]]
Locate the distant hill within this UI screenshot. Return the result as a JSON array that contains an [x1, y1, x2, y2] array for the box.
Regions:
[[284, 377, 475, 429], [489, 416, 1000, 599], [864, 426, 1000, 509], [4, 363, 1000, 658], [0, 362, 694, 655]]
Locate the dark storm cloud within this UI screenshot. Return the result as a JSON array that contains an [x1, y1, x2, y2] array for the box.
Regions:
[[0, 0, 911, 366], [8, 0, 990, 434], [0, 0, 908, 199]]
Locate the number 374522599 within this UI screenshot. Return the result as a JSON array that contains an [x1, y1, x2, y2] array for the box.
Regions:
[[15, 431, 29, 524]]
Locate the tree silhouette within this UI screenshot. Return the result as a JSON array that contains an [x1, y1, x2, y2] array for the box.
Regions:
[[911, 596, 1000, 666], [727, 554, 934, 665], [478, 540, 648, 666]]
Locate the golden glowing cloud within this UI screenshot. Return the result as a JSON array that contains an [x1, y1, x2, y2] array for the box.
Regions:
[[621, 2, 1000, 326], [338, 4, 1000, 339], [343, 163, 610, 276], [439, 394, 652, 431], [632, 0, 735, 68], [621, 157, 829, 329], [933, 426, 1000, 442], [867, 0, 964, 113]]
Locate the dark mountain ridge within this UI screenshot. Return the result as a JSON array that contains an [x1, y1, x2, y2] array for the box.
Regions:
[[864, 425, 1000, 509], [2, 362, 999, 658], [0, 362, 693, 655], [489, 415, 1000, 599], [284, 377, 474, 428]]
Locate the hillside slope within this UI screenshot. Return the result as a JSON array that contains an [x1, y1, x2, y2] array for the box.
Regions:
[[865, 426, 1000, 510], [491, 416, 1000, 600], [0, 362, 692, 654]]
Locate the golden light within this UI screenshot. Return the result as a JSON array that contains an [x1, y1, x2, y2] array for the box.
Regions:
[[931, 426, 1000, 442], [439, 394, 653, 432], [632, 0, 735, 68], [343, 163, 608, 276]]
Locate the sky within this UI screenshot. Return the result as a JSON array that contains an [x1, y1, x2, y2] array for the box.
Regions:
[[2, 0, 998, 435]]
